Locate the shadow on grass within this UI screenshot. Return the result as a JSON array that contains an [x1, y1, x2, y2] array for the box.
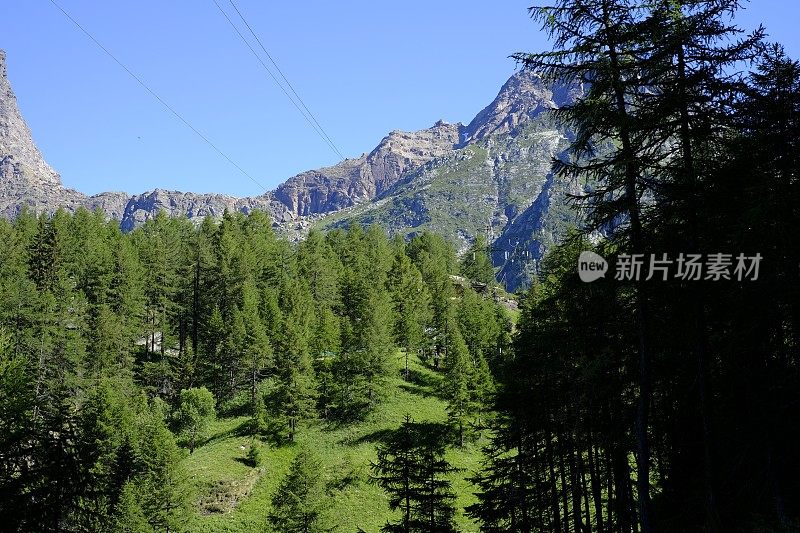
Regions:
[[347, 427, 395, 446], [317, 400, 378, 431], [398, 368, 447, 401], [343, 421, 454, 449], [233, 456, 259, 468], [198, 418, 252, 448]]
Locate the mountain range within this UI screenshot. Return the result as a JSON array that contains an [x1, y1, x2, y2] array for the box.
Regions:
[[0, 49, 582, 290]]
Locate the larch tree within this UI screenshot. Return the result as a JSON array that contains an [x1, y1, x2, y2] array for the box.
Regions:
[[372, 417, 459, 533], [268, 446, 330, 533], [387, 249, 431, 381], [514, 2, 661, 527]]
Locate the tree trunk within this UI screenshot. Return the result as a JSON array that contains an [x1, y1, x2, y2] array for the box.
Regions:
[[676, 42, 719, 531], [546, 427, 562, 533], [601, 5, 653, 528], [588, 434, 605, 532]]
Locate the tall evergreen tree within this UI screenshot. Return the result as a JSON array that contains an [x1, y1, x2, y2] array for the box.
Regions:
[[268, 446, 330, 533], [372, 417, 459, 533], [334, 228, 396, 417], [515, 3, 665, 527], [407, 232, 458, 364], [443, 325, 474, 448], [387, 249, 431, 380], [131, 401, 190, 532], [272, 279, 318, 441], [240, 279, 273, 408], [460, 234, 494, 286]]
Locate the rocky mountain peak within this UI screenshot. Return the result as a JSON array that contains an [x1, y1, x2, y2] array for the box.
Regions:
[[271, 120, 464, 217], [0, 49, 87, 218], [463, 69, 580, 143], [0, 48, 62, 191]]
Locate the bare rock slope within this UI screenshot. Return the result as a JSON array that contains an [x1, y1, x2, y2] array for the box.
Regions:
[[0, 50, 85, 217]]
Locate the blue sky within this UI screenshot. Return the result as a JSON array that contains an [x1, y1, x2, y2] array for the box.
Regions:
[[3, 1, 798, 197]]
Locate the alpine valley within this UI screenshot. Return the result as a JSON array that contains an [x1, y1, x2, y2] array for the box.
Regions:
[[0, 49, 583, 291]]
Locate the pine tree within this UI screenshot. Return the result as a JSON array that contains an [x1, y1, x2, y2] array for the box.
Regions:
[[0, 212, 39, 362], [242, 209, 278, 287], [0, 326, 39, 529], [212, 210, 247, 320], [27, 212, 61, 293], [515, 3, 662, 527], [271, 279, 318, 441], [471, 350, 495, 431], [457, 288, 501, 370], [112, 483, 153, 533], [133, 212, 191, 399], [240, 279, 273, 409], [201, 305, 227, 401], [297, 230, 342, 363], [406, 232, 457, 366], [192, 216, 218, 359], [372, 417, 459, 533], [359, 287, 395, 406], [443, 325, 474, 448], [335, 231, 396, 416], [72, 378, 140, 532], [465, 414, 537, 533], [268, 446, 330, 533], [387, 250, 431, 381], [132, 401, 190, 532], [460, 234, 494, 286]]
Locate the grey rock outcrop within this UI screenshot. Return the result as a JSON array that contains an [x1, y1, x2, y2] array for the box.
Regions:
[[0, 49, 87, 218], [463, 69, 581, 143], [326, 70, 586, 290], [0, 50, 61, 190], [272, 120, 464, 216]]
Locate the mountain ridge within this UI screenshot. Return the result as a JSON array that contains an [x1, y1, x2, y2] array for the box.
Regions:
[[0, 48, 472, 227], [1, 48, 580, 288]]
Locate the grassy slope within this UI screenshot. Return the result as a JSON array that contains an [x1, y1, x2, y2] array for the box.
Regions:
[[183, 352, 486, 533]]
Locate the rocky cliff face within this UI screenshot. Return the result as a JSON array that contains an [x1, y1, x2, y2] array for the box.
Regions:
[[0, 50, 86, 218], [463, 70, 581, 143], [0, 50, 60, 190], [271, 120, 464, 216]]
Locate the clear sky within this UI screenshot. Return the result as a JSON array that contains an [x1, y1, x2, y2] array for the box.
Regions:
[[2, 1, 798, 197]]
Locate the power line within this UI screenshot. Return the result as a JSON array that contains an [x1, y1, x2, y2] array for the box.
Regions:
[[210, 0, 345, 161], [226, 0, 345, 161], [47, 0, 268, 193]]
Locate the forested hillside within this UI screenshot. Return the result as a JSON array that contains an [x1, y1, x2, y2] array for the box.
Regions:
[[2, 1, 800, 532], [0, 207, 511, 531]]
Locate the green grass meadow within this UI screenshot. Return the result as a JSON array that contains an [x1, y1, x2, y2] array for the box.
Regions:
[[183, 351, 486, 532]]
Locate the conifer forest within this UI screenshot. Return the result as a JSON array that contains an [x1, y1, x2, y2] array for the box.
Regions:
[[1, 1, 799, 532]]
